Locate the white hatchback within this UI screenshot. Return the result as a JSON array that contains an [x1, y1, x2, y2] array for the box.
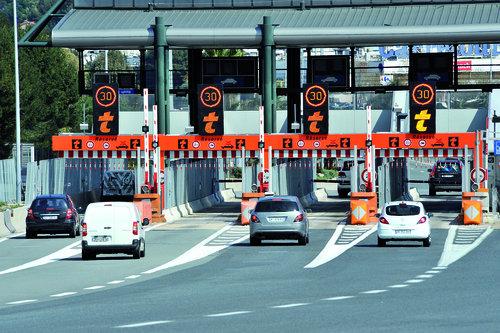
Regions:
[[81, 202, 149, 260], [377, 201, 431, 247]]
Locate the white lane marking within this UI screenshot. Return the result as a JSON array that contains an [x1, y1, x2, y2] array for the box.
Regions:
[[425, 270, 440, 274], [50, 292, 77, 297], [205, 311, 252, 318], [271, 303, 310, 309], [432, 266, 447, 270], [0, 240, 81, 276], [437, 226, 493, 267], [416, 274, 434, 278], [389, 284, 408, 288], [6, 299, 37, 305], [305, 223, 376, 269], [322, 296, 355, 301], [144, 223, 165, 232], [0, 232, 26, 244], [142, 225, 248, 274], [125, 275, 141, 279], [405, 279, 424, 283], [108, 280, 125, 285], [115, 320, 172, 328], [84, 286, 105, 290], [361, 290, 387, 294]]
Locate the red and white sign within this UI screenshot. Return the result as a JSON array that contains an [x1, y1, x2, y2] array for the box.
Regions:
[[471, 167, 487, 183], [457, 60, 472, 72]]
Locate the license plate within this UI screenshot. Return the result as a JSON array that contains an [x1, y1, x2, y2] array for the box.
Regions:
[[92, 236, 111, 242], [267, 217, 286, 223], [42, 216, 58, 220], [395, 229, 411, 235]]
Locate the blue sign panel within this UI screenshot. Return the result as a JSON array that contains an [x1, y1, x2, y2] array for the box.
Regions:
[[494, 140, 500, 156]]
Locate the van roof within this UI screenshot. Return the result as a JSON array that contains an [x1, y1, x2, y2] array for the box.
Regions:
[[88, 201, 135, 207]]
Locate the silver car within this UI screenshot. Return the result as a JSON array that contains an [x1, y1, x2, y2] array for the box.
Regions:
[[249, 196, 310, 246]]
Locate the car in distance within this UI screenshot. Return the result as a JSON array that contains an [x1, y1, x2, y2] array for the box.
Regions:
[[377, 201, 431, 247], [337, 159, 365, 198], [249, 195, 309, 246], [25, 194, 80, 238], [428, 158, 463, 196], [81, 202, 148, 260]]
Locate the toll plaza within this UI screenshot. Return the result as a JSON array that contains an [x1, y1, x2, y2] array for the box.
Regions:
[[20, 0, 500, 226]]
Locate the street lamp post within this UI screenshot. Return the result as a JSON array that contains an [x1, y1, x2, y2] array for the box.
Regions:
[[13, 0, 22, 203]]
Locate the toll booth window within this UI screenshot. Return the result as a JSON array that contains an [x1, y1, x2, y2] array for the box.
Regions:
[[386, 205, 420, 216], [255, 201, 299, 213]]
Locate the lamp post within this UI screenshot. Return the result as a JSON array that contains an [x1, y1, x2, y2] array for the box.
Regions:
[[13, 0, 22, 203]]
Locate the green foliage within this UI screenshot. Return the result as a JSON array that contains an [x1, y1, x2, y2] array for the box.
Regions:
[[227, 166, 242, 179], [203, 49, 245, 57], [0, 14, 17, 159], [316, 168, 338, 180], [0, 13, 84, 155], [0, 0, 56, 23]]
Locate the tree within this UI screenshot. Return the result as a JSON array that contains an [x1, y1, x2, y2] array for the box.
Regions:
[[0, 14, 16, 159]]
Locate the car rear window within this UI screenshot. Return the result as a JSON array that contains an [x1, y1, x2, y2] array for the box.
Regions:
[[32, 198, 68, 211], [436, 162, 461, 173], [386, 204, 420, 216], [255, 201, 299, 213], [342, 160, 365, 171]]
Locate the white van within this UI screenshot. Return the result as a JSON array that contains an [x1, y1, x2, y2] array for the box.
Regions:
[[81, 202, 149, 260]]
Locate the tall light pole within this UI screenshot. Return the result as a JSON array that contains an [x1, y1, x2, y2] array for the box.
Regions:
[[13, 0, 22, 203]]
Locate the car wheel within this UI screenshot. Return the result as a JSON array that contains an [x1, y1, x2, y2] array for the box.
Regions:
[[377, 237, 386, 247], [133, 241, 141, 259], [26, 230, 34, 239], [423, 236, 431, 247], [338, 190, 349, 198], [306, 235, 310, 244], [298, 235, 307, 246], [69, 227, 76, 238], [82, 249, 95, 261], [76, 225, 81, 237], [429, 186, 436, 196], [250, 236, 261, 246], [140, 240, 146, 257]]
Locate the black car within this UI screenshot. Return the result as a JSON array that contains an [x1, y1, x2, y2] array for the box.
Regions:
[[26, 194, 81, 238], [428, 158, 463, 196]]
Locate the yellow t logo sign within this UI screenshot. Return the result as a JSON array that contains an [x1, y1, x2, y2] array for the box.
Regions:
[[415, 109, 431, 132], [203, 112, 219, 134], [98, 112, 114, 133]]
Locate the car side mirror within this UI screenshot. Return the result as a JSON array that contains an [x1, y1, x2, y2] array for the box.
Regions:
[[306, 209, 312, 214], [375, 213, 381, 218], [142, 218, 150, 226], [248, 209, 254, 215], [427, 169, 432, 172], [427, 213, 433, 218]]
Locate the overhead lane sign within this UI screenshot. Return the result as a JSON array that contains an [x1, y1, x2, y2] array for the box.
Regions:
[[198, 84, 224, 136], [409, 82, 436, 134], [93, 84, 119, 135], [303, 84, 329, 135]]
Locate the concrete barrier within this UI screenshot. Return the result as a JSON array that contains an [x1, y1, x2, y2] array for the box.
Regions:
[[409, 188, 421, 201], [1, 206, 27, 238], [163, 189, 236, 223]]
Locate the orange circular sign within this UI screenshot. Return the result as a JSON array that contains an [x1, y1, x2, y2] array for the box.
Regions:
[[411, 83, 435, 106], [200, 86, 222, 108], [95, 85, 117, 108], [305, 85, 327, 108]]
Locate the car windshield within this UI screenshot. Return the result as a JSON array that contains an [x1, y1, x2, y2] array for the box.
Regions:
[[386, 204, 420, 216], [255, 200, 299, 213], [32, 198, 68, 212], [436, 162, 461, 173]]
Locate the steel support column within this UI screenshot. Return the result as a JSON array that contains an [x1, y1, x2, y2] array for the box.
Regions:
[[155, 17, 168, 134], [262, 16, 275, 133], [287, 48, 301, 133], [188, 49, 203, 133]]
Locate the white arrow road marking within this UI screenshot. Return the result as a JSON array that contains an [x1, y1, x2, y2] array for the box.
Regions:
[[437, 226, 493, 267], [305, 223, 376, 269], [116, 320, 173, 328], [6, 299, 38, 305], [0, 232, 26, 244], [205, 311, 252, 318], [0, 240, 81, 276], [142, 225, 248, 274]]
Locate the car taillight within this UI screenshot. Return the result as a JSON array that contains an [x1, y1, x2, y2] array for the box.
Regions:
[[294, 214, 304, 222], [133, 221, 139, 235], [27, 209, 34, 220], [82, 223, 87, 237], [417, 216, 427, 224], [250, 215, 260, 223], [65, 209, 72, 220], [379, 217, 389, 224]]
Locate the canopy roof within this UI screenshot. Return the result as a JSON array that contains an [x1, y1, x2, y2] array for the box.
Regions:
[[51, 1, 500, 48]]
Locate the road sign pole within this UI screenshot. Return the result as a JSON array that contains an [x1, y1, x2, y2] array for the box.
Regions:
[[259, 106, 265, 190], [475, 131, 481, 189], [268, 145, 273, 193], [352, 145, 358, 193], [241, 146, 246, 192], [366, 105, 373, 192], [464, 145, 470, 192], [153, 105, 159, 194], [144, 89, 149, 186]]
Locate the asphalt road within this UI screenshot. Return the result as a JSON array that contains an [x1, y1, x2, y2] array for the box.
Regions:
[[0, 195, 498, 332]]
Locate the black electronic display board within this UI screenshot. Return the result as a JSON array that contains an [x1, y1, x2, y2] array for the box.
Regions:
[[310, 56, 349, 89], [409, 82, 436, 134], [198, 84, 224, 135], [303, 84, 329, 135], [409, 53, 453, 89], [93, 83, 119, 135]]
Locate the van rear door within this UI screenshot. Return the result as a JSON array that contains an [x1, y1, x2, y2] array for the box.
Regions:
[[86, 204, 114, 245], [112, 204, 135, 245]]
